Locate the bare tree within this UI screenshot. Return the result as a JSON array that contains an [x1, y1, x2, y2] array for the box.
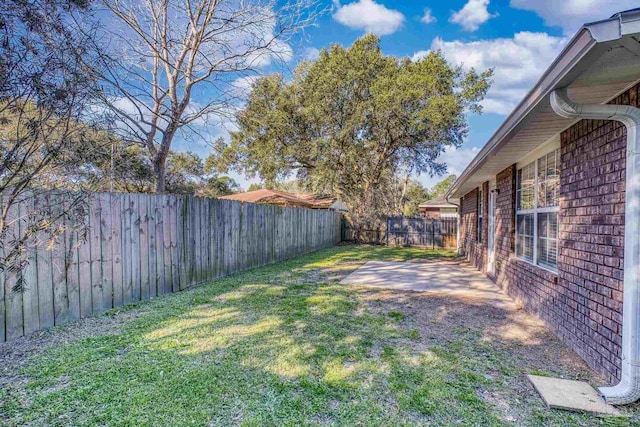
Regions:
[[93, 0, 318, 193]]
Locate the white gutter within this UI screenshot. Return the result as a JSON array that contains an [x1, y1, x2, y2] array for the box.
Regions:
[[551, 87, 640, 405], [446, 8, 640, 200]]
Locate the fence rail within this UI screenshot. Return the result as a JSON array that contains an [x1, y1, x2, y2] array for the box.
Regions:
[[0, 192, 342, 342]]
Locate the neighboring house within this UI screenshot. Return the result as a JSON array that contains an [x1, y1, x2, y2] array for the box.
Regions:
[[219, 189, 349, 212], [296, 193, 350, 212], [418, 197, 458, 219], [446, 9, 640, 404]]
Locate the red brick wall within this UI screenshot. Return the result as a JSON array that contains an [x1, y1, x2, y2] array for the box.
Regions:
[[556, 90, 630, 381], [480, 181, 489, 262], [491, 164, 559, 314], [460, 183, 488, 271], [464, 83, 639, 384], [460, 188, 476, 259], [493, 166, 516, 283]]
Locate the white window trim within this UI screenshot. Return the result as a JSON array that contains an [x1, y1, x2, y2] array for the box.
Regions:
[[515, 148, 560, 274]]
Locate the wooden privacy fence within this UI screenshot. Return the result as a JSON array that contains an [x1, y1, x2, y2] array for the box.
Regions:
[[0, 192, 342, 342], [386, 216, 457, 249], [341, 227, 386, 245]]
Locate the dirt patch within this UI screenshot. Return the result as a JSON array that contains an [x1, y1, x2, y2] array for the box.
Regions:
[[355, 285, 620, 422]]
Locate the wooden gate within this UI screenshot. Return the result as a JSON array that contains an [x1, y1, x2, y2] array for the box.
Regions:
[[386, 216, 457, 249]]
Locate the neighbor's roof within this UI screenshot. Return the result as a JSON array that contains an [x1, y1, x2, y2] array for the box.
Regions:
[[219, 189, 339, 209], [447, 8, 640, 199], [297, 193, 340, 209], [419, 197, 458, 209]]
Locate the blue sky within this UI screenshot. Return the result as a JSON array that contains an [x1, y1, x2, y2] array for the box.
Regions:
[[179, 0, 638, 191]]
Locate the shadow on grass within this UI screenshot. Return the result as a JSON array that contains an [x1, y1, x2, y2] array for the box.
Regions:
[[1, 245, 634, 426]]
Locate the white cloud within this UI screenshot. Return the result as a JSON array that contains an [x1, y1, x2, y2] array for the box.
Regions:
[[449, 0, 497, 31], [303, 47, 321, 61], [438, 146, 479, 178], [413, 32, 568, 115], [231, 76, 262, 98], [416, 146, 480, 189], [510, 0, 637, 35], [244, 39, 294, 68], [333, 0, 405, 36], [421, 8, 436, 24]]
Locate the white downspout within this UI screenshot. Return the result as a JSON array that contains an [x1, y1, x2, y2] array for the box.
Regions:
[[551, 87, 640, 405]]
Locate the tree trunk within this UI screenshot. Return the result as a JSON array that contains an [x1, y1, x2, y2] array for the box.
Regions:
[[154, 158, 166, 194], [154, 122, 179, 194]]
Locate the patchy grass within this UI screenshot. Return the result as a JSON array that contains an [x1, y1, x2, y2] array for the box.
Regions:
[[0, 245, 636, 426], [387, 311, 406, 321]]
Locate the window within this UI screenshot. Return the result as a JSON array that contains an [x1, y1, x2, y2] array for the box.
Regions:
[[478, 188, 484, 243], [516, 148, 560, 270]]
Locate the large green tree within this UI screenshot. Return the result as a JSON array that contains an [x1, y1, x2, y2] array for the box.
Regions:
[[72, 138, 240, 196], [402, 180, 431, 216], [430, 174, 457, 199], [219, 35, 491, 235]]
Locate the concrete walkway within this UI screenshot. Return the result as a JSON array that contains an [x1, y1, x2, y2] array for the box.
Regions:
[[340, 259, 514, 308]]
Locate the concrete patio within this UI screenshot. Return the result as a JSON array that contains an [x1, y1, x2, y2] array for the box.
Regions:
[[340, 259, 514, 308]]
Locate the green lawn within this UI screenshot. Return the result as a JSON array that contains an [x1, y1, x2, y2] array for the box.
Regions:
[[0, 246, 635, 426]]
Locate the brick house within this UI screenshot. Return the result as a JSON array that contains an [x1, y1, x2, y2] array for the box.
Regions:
[[418, 197, 458, 219], [446, 10, 640, 404]]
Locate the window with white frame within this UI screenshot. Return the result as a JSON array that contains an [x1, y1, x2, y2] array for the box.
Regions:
[[478, 188, 484, 243], [516, 149, 559, 270]]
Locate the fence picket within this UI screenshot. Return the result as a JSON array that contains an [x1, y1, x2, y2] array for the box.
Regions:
[[170, 195, 179, 293], [154, 195, 165, 296], [78, 199, 92, 318], [139, 194, 150, 301], [0, 197, 5, 341], [99, 193, 113, 311], [162, 195, 172, 294], [20, 196, 39, 335], [36, 192, 54, 329], [111, 194, 123, 307], [89, 195, 103, 313], [147, 194, 157, 298], [5, 199, 23, 339]]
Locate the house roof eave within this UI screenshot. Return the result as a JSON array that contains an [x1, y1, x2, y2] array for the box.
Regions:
[[446, 9, 640, 199]]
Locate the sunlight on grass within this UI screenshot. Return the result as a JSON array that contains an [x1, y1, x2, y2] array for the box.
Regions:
[[1, 245, 631, 427], [322, 358, 357, 386], [145, 307, 241, 341], [180, 315, 285, 355], [306, 294, 350, 314]]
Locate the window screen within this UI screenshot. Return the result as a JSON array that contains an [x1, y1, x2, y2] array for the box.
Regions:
[[515, 148, 560, 270]]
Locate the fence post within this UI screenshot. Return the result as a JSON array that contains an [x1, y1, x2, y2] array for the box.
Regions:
[[432, 218, 435, 250], [386, 217, 389, 247]]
